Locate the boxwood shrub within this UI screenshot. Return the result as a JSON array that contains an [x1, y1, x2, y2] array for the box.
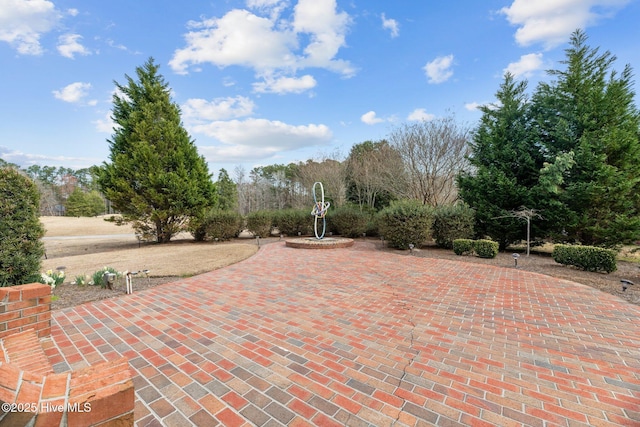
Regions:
[[190, 209, 243, 241], [246, 210, 273, 238], [377, 200, 433, 249], [432, 204, 475, 249], [453, 239, 474, 256], [473, 239, 499, 258], [552, 244, 617, 273], [329, 205, 369, 237], [273, 209, 312, 236]]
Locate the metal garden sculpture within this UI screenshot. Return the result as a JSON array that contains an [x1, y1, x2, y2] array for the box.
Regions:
[[311, 182, 330, 239]]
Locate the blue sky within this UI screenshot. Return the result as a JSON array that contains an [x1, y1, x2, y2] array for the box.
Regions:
[[1, 0, 639, 178]]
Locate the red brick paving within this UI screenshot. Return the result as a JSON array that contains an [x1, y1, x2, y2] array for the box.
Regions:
[[48, 242, 640, 426]]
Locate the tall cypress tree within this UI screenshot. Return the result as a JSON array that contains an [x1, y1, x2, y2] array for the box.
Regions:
[[98, 58, 216, 243], [457, 73, 544, 249], [530, 30, 640, 246]]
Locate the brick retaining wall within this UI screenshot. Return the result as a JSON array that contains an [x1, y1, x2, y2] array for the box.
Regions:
[[0, 283, 134, 426]]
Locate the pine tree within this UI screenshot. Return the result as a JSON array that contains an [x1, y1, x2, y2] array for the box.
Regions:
[[97, 58, 216, 243], [215, 168, 238, 211], [457, 73, 544, 249], [530, 30, 640, 246]]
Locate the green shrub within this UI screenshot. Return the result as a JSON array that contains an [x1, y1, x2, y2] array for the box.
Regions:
[[91, 266, 121, 288], [453, 239, 475, 256], [377, 200, 434, 249], [474, 239, 499, 258], [246, 210, 273, 238], [0, 168, 45, 286], [552, 244, 617, 273], [273, 209, 312, 236], [190, 209, 242, 241], [329, 205, 369, 237], [433, 204, 475, 249]]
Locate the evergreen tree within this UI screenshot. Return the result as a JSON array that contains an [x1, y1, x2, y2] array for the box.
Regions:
[[215, 168, 238, 211], [0, 167, 45, 286], [457, 73, 544, 249], [97, 58, 216, 243], [65, 188, 105, 216], [530, 30, 640, 246]]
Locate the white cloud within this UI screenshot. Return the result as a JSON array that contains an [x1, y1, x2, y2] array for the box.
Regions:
[[169, 9, 297, 75], [504, 53, 544, 78], [361, 111, 384, 125], [192, 118, 332, 162], [57, 33, 91, 58], [424, 54, 454, 84], [170, 0, 355, 84], [93, 111, 116, 133], [52, 82, 93, 103], [182, 96, 255, 123], [500, 0, 631, 49], [464, 102, 483, 111], [0, 0, 61, 55], [0, 146, 100, 169], [253, 74, 317, 94], [407, 108, 435, 121], [381, 13, 399, 38]]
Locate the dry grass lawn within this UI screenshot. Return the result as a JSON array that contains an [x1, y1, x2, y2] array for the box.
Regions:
[[41, 216, 258, 279]]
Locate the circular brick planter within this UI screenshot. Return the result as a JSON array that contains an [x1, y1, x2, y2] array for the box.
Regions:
[[285, 237, 354, 249]]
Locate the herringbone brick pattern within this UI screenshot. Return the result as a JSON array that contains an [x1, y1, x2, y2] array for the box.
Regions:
[[47, 242, 640, 426]]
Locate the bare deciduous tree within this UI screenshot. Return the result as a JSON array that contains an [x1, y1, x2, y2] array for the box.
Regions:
[[389, 115, 471, 206], [295, 152, 347, 208], [346, 140, 407, 210]]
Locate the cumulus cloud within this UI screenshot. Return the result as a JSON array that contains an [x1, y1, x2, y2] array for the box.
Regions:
[[169, 0, 355, 93], [57, 33, 91, 58], [192, 118, 333, 162], [381, 13, 399, 38], [407, 108, 435, 121], [0, 0, 61, 55], [52, 82, 94, 104], [424, 54, 454, 84], [361, 111, 385, 125], [182, 96, 256, 123], [253, 74, 317, 94], [500, 0, 631, 49], [504, 53, 544, 78]]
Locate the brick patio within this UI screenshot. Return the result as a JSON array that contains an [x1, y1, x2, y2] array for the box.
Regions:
[[45, 241, 640, 426]]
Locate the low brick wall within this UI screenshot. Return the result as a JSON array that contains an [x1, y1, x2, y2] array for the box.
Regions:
[[0, 283, 52, 339], [0, 283, 134, 426]]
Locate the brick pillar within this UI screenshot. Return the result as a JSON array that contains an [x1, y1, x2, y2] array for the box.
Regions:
[[0, 283, 52, 339]]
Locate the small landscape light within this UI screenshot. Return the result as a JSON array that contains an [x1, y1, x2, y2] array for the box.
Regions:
[[409, 243, 415, 254], [621, 279, 634, 292], [512, 253, 520, 268]]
